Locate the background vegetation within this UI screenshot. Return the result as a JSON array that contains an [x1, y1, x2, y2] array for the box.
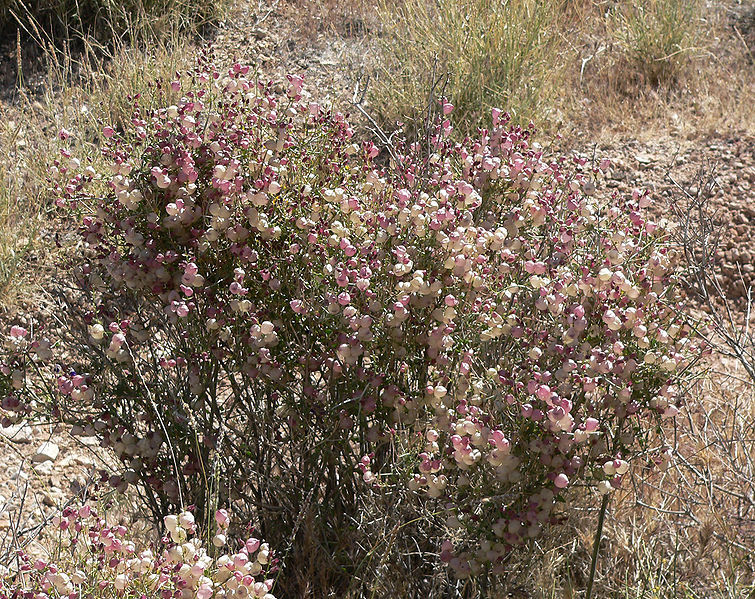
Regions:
[[369, 0, 753, 137], [0, 0, 754, 597], [0, 0, 226, 43]]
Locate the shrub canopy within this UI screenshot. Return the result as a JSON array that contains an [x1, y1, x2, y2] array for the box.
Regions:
[[1, 62, 700, 589]]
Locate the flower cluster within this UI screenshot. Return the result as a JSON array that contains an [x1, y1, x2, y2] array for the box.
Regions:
[[1, 60, 701, 582], [0, 506, 276, 599]]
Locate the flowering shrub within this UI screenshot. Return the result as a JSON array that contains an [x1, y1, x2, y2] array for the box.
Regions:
[[0, 505, 276, 599], [1, 60, 701, 588]]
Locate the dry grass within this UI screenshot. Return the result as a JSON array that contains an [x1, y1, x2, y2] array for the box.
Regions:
[[369, 0, 564, 135], [572, 0, 755, 141], [0, 28, 197, 306], [366, 0, 755, 141], [606, 0, 701, 91], [1, 0, 228, 45]]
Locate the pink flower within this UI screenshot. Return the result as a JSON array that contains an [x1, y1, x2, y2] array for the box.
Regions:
[[584, 418, 599, 432], [9, 325, 28, 338], [215, 509, 230, 528], [337, 292, 351, 306]]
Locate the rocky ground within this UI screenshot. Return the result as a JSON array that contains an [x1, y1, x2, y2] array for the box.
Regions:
[[0, 0, 753, 563], [0, 421, 104, 559], [598, 134, 755, 299]]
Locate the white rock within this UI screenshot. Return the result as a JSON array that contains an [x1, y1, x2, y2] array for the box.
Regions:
[[33, 461, 54, 475], [11, 469, 29, 481], [75, 455, 95, 467], [0, 423, 32, 443], [32, 442, 60, 463], [60, 455, 94, 469]]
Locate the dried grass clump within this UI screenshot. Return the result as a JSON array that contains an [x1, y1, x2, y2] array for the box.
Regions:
[[1, 0, 228, 45], [369, 0, 563, 135]]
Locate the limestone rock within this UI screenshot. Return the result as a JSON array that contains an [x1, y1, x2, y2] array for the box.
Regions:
[[32, 442, 60, 463], [0, 423, 32, 443]]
